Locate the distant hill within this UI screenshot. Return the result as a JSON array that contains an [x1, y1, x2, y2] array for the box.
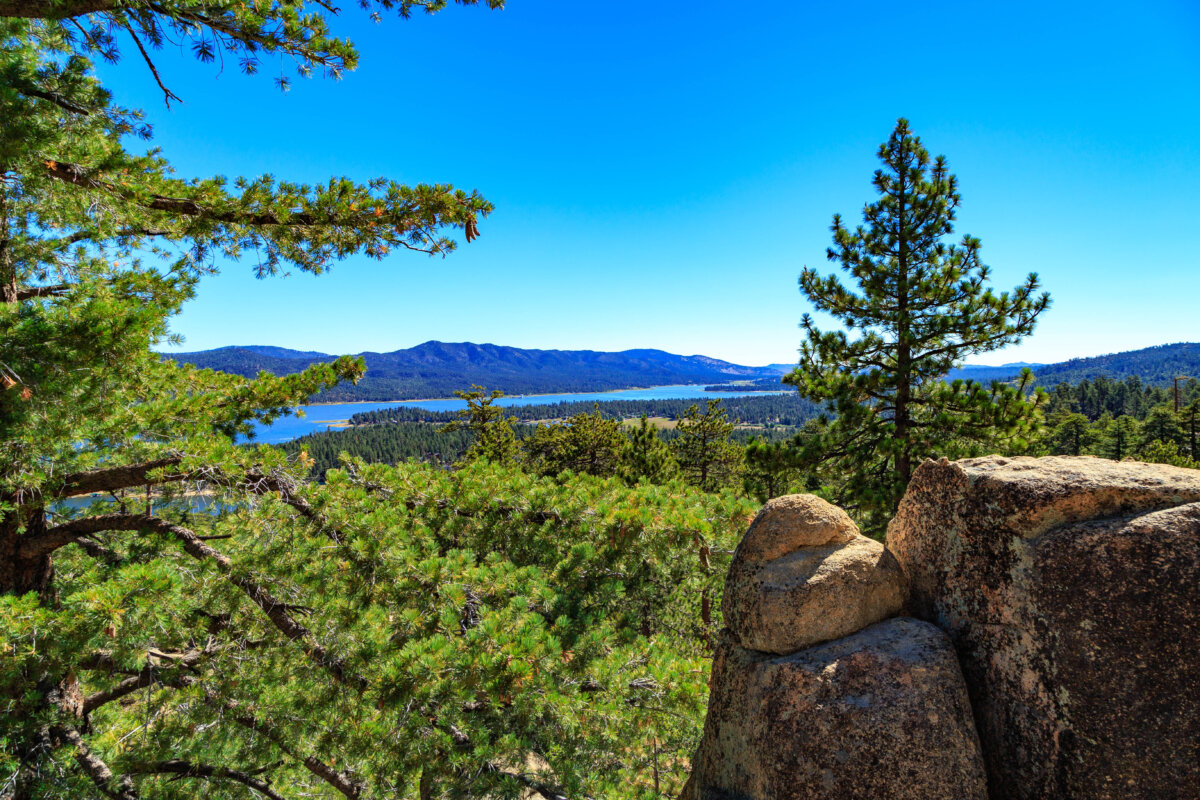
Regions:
[[167, 341, 1200, 403], [944, 362, 1044, 383], [1029, 343, 1200, 387], [166, 341, 783, 401]]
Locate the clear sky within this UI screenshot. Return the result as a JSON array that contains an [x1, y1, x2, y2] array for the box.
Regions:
[[104, 0, 1200, 367]]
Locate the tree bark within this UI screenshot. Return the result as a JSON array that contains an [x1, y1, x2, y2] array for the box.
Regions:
[[0, 506, 54, 598]]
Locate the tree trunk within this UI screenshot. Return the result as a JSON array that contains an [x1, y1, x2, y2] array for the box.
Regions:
[[0, 507, 54, 598], [894, 162, 912, 490]]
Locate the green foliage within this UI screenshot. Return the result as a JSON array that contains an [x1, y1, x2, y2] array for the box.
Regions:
[[1137, 439, 1200, 469], [785, 118, 1049, 529], [2, 459, 755, 798], [1103, 415, 1139, 461], [1139, 405, 1185, 452], [439, 386, 520, 465], [618, 415, 678, 486], [1040, 374, 1197, 420], [671, 400, 743, 493], [1049, 413, 1093, 456], [742, 435, 807, 503], [523, 407, 625, 478]]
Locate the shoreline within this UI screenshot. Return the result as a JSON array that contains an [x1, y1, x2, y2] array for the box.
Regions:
[[303, 383, 711, 407]]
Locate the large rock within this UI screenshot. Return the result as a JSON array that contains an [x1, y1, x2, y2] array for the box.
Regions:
[[888, 455, 1200, 800], [723, 494, 906, 654], [687, 618, 988, 800]]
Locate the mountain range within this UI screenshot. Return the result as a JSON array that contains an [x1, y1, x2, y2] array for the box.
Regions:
[[167, 341, 783, 402], [165, 341, 1200, 402]]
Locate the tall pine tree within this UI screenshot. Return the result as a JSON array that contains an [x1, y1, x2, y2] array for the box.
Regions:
[[786, 119, 1050, 529]]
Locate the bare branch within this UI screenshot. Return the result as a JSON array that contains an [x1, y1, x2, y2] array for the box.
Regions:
[[82, 647, 208, 713], [14, 284, 73, 300], [0, 0, 118, 19], [121, 20, 181, 106]]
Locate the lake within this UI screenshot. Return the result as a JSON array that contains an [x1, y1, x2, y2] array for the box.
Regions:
[[250, 384, 786, 444]]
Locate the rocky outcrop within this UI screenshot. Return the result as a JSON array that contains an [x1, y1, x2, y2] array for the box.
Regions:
[[688, 494, 987, 800], [723, 494, 906, 654], [688, 619, 988, 800], [888, 455, 1200, 800]]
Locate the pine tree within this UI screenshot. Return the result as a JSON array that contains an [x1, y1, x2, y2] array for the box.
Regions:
[[1050, 413, 1092, 456], [0, 5, 760, 795], [617, 415, 677, 486], [1137, 404, 1184, 453], [1185, 399, 1200, 461], [1104, 415, 1139, 461], [671, 399, 742, 492], [523, 406, 624, 478], [785, 118, 1050, 528], [439, 386, 520, 464], [741, 436, 804, 502]]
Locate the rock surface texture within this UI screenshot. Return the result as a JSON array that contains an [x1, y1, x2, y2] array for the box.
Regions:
[[688, 619, 988, 800], [688, 494, 987, 800], [888, 455, 1200, 800], [722, 494, 906, 654]]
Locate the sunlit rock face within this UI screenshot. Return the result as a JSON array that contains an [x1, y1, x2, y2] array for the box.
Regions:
[[723, 493, 907, 655], [889, 455, 1200, 800], [687, 493, 986, 800], [688, 619, 988, 800]]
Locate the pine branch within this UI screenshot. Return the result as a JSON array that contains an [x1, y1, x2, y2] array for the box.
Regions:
[[81, 646, 210, 713], [57, 456, 186, 498], [221, 699, 366, 800], [53, 725, 140, 800], [124, 760, 287, 800], [22, 513, 368, 690]]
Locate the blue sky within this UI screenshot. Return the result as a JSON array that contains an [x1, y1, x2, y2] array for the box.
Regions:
[[104, 1, 1200, 367]]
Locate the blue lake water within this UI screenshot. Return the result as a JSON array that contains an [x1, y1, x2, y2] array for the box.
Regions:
[[250, 384, 786, 444]]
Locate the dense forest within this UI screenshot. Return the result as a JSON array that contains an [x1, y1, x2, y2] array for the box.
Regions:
[[286, 396, 803, 480], [703, 377, 786, 392], [1030, 342, 1200, 387], [349, 392, 824, 427], [285, 374, 1200, 490], [1039, 376, 1200, 467]]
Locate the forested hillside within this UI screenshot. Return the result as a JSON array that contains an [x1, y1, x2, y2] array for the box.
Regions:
[[1030, 342, 1200, 387], [169, 341, 782, 400]]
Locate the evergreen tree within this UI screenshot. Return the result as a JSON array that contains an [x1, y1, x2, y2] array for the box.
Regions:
[[1104, 415, 1139, 461], [671, 400, 742, 492], [1185, 399, 1200, 461], [617, 415, 677, 486], [523, 406, 624, 478], [741, 436, 804, 502], [0, 4, 761, 793], [439, 385, 519, 464], [785, 119, 1050, 528], [1050, 413, 1092, 456], [1137, 404, 1184, 453]]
